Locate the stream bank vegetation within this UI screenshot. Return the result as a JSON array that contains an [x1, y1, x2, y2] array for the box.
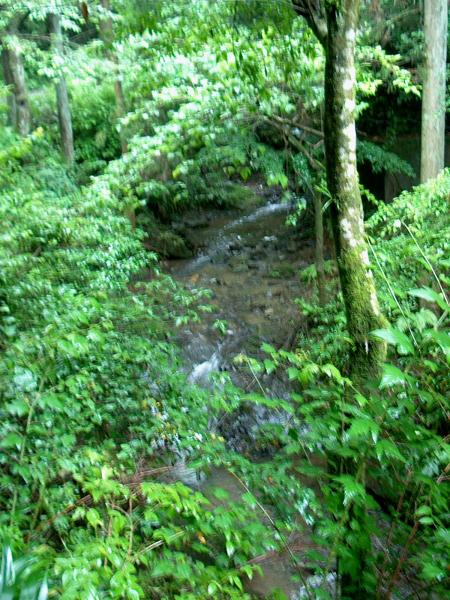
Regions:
[[0, 1, 448, 599]]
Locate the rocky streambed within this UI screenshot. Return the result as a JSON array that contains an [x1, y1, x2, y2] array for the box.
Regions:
[[155, 189, 426, 600], [165, 191, 314, 385], [160, 190, 324, 599]]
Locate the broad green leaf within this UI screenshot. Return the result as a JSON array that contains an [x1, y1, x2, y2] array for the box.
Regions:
[[380, 364, 407, 388], [287, 367, 299, 380], [334, 475, 366, 507], [409, 287, 448, 311], [347, 417, 379, 442], [1, 433, 23, 449], [264, 359, 276, 374], [415, 506, 432, 517], [425, 330, 450, 359], [375, 439, 406, 462], [422, 563, 445, 580], [371, 328, 414, 355], [418, 516, 434, 525], [13, 368, 37, 392], [38, 393, 63, 411]]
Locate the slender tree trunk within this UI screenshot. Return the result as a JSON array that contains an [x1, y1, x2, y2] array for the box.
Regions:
[[325, 1, 384, 594], [4, 27, 31, 135], [49, 13, 74, 164], [420, 0, 448, 183], [313, 192, 326, 305], [1, 47, 17, 128], [99, 0, 127, 153], [99, 0, 135, 227], [324, 0, 386, 381]]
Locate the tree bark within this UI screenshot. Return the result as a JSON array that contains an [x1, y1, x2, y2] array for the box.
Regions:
[[420, 0, 448, 183], [49, 13, 75, 164], [99, 0, 127, 152], [98, 0, 135, 227], [313, 192, 326, 305], [1, 47, 17, 128], [3, 25, 31, 135], [324, 0, 386, 380]]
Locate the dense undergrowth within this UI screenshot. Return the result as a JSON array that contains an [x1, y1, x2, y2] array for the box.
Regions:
[[0, 1, 449, 599], [1, 134, 448, 599]]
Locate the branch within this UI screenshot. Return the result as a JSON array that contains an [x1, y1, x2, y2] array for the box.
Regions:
[[270, 113, 323, 138], [292, 0, 327, 46]]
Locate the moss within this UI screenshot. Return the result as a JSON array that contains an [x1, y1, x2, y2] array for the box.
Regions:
[[138, 212, 193, 258], [338, 245, 387, 380], [220, 183, 261, 209], [267, 262, 297, 279], [324, 1, 387, 382]]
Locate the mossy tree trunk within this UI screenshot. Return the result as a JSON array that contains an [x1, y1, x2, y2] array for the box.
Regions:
[[323, 0, 385, 380], [49, 13, 74, 164], [313, 191, 326, 305], [1, 47, 17, 128], [324, 3, 385, 597], [420, 0, 448, 183], [293, 0, 386, 379], [3, 20, 31, 136]]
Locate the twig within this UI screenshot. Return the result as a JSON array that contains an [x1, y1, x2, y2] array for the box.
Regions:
[[402, 222, 448, 305], [383, 520, 420, 600]]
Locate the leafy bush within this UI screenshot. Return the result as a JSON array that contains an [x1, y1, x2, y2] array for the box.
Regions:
[[0, 133, 278, 598]]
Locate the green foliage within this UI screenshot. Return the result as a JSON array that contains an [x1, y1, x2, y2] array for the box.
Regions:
[[246, 290, 449, 598], [0, 133, 277, 598], [368, 169, 450, 309], [0, 546, 48, 599], [233, 173, 450, 597], [357, 140, 415, 177], [1, 3, 448, 599]]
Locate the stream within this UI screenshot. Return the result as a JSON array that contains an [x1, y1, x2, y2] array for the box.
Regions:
[[160, 190, 424, 600], [163, 192, 322, 599], [165, 192, 313, 391]]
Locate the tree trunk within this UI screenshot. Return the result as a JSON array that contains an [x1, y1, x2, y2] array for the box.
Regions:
[[1, 47, 17, 128], [420, 0, 448, 183], [49, 13, 74, 164], [313, 192, 326, 305], [324, 0, 386, 381], [4, 28, 31, 135], [99, 0, 127, 153], [99, 0, 135, 227]]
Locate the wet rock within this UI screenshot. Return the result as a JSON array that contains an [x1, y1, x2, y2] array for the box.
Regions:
[[248, 260, 261, 270], [232, 263, 249, 273], [171, 220, 186, 234], [228, 255, 249, 272], [251, 300, 266, 310], [188, 352, 221, 385], [287, 240, 297, 253], [183, 214, 210, 229], [250, 245, 269, 260], [182, 332, 216, 365], [228, 238, 243, 252], [267, 262, 297, 279]]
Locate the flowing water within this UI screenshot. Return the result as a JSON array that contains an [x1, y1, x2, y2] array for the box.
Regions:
[[166, 195, 314, 389], [161, 192, 422, 600], [163, 193, 324, 598]]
